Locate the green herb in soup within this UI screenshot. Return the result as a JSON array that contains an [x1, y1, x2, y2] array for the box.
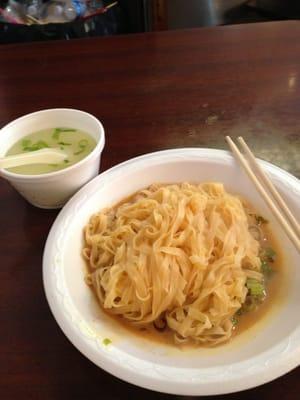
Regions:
[[5, 127, 97, 175]]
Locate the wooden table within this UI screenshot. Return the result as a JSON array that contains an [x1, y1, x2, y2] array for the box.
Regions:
[[1, 21, 299, 399]]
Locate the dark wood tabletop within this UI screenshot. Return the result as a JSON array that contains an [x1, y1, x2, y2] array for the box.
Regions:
[[1, 20, 299, 400]]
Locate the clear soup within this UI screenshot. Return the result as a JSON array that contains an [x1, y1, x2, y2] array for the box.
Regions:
[[6, 127, 97, 175]]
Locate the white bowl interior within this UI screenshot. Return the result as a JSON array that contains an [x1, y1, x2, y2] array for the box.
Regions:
[[43, 149, 300, 394]]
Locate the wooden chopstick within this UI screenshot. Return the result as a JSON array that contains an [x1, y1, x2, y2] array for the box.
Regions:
[[237, 136, 300, 237], [226, 136, 300, 252]]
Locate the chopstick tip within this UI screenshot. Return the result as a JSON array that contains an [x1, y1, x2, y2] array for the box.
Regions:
[[225, 136, 233, 144]]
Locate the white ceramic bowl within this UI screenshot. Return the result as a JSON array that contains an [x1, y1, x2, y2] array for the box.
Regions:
[[0, 109, 105, 209], [43, 148, 300, 395]]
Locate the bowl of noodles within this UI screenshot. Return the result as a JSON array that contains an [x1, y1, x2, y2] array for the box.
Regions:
[[43, 148, 300, 395]]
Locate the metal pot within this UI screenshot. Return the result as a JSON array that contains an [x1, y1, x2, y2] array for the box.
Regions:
[[252, 0, 300, 18], [166, 0, 247, 28]]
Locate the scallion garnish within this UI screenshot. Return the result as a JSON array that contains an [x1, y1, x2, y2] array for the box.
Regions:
[[23, 140, 49, 152], [78, 139, 88, 148], [52, 128, 77, 141], [261, 259, 272, 275], [74, 139, 88, 156], [103, 338, 112, 346], [260, 247, 276, 262], [52, 128, 61, 141], [58, 141, 71, 146], [265, 247, 276, 262], [74, 149, 84, 155], [22, 139, 31, 148], [246, 278, 265, 297]]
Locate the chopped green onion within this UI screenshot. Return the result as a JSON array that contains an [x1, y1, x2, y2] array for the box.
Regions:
[[255, 215, 268, 225], [103, 338, 112, 346], [23, 140, 49, 152], [265, 247, 276, 262], [36, 140, 49, 148], [231, 316, 238, 326], [58, 141, 71, 146], [241, 278, 267, 314], [74, 139, 88, 155], [78, 139, 88, 148], [261, 260, 273, 275], [22, 139, 31, 148], [52, 127, 76, 141], [52, 128, 61, 141], [246, 278, 265, 297], [74, 149, 84, 155], [261, 247, 276, 262], [63, 159, 70, 164]]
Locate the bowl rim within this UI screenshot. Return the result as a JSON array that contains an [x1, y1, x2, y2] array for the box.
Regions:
[[0, 108, 105, 181], [42, 148, 300, 395]]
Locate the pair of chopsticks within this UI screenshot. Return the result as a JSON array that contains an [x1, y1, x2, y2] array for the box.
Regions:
[[226, 136, 300, 252]]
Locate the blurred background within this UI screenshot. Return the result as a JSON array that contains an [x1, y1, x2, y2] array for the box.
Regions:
[[1, 0, 300, 44]]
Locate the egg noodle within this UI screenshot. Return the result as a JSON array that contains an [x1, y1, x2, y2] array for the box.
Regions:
[[83, 183, 263, 345]]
